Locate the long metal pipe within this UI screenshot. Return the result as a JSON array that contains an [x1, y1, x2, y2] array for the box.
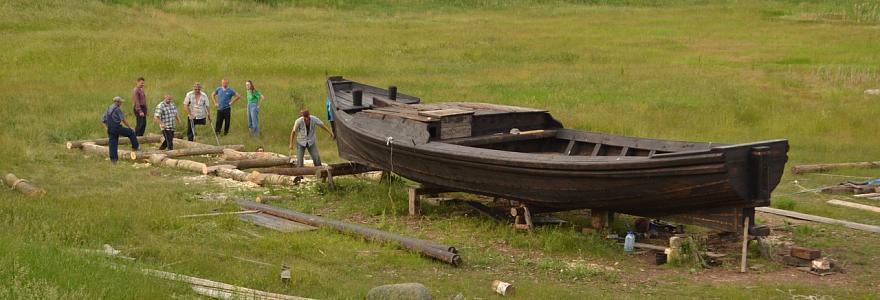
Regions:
[[237, 199, 461, 266]]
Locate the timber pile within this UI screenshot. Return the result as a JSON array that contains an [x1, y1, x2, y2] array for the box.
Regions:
[[67, 137, 378, 189], [3, 173, 45, 197]]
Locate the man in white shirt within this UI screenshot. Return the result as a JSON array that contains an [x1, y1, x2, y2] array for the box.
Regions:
[[289, 108, 334, 167], [183, 82, 212, 141]]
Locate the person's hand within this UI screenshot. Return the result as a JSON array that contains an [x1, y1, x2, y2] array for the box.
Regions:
[[159, 123, 165, 129], [139, 111, 145, 117]]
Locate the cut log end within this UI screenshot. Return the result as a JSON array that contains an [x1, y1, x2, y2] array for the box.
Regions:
[[66, 142, 74, 149]]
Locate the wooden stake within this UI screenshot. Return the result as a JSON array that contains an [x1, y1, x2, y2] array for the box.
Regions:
[[740, 216, 750, 273], [408, 187, 420, 216]]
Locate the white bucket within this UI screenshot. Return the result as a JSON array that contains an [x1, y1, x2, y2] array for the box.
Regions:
[[491, 280, 515, 296]]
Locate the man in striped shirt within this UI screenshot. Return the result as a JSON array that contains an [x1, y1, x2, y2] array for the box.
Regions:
[[154, 94, 181, 150]]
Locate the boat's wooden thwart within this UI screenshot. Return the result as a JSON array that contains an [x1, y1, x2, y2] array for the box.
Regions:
[[327, 76, 790, 233]]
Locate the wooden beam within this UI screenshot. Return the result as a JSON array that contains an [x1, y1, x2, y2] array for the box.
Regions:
[[140, 268, 314, 300], [130, 145, 245, 161], [756, 207, 880, 233], [408, 187, 420, 216], [178, 210, 260, 218], [791, 161, 880, 174], [827, 199, 880, 213]]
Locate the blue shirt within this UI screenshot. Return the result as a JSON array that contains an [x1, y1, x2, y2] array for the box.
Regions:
[[102, 104, 125, 130], [214, 87, 237, 110], [326, 96, 334, 121]]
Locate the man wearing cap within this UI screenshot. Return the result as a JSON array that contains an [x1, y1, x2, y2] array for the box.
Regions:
[[183, 82, 211, 141], [132, 77, 147, 136], [211, 79, 240, 136], [154, 94, 181, 150], [102, 96, 139, 163], [289, 108, 334, 167]]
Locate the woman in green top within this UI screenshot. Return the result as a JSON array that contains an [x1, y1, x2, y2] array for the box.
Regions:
[[245, 80, 264, 136]]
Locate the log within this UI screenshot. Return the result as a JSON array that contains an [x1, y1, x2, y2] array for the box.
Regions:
[[251, 163, 377, 178], [66, 133, 173, 149], [215, 167, 252, 182], [141, 268, 314, 300], [249, 171, 301, 186], [853, 193, 880, 198], [3, 173, 45, 197], [238, 199, 461, 266], [81, 142, 134, 159], [791, 161, 880, 174], [130, 145, 245, 161], [165, 138, 217, 149], [149, 155, 205, 174], [209, 158, 293, 170], [222, 149, 289, 161], [203, 165, 236, 176], [756, 207, 880, 233], [827, 199, 880, 213]]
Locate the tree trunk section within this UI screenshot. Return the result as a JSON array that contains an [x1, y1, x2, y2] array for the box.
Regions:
[[3, 173, 45, 197]]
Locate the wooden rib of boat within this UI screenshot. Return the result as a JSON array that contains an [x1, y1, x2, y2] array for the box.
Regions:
[[326, 76, 789, 232]]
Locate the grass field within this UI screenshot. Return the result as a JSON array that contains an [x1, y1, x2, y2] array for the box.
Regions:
[[3, 0, 880, 299]]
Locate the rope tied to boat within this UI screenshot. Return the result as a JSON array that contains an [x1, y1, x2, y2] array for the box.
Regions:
[[386, 136, 396, 211]]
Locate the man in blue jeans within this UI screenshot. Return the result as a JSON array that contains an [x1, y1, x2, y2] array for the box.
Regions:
[[102, 96, 139, 163], [211, 79, 240, 136], [288, 108, 334, 167]]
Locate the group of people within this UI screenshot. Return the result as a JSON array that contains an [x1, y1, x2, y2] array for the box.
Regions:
[[101, 77, 334, 167]]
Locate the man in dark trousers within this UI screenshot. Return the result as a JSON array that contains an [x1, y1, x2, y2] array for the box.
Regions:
[[102, 96, 139, 163], [211, 79, 240, 136], [154, 94, 181, 150], [289, 108, 334, 167], [132, 77, 147, 136]]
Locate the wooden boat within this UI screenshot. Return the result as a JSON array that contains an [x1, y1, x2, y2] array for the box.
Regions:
[[326, 76, 789, 232]]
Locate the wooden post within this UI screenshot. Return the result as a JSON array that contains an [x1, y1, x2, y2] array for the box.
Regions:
[[408, 187, 420, 216], [740, 216, 750, 273], [522, 206, 534, 234], [591, 209, 609, 230]]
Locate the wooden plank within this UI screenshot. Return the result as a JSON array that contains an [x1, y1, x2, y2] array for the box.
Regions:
[[239, 213, 317, 232], [853, 193, 880, 198], [408, 188, 420, 216], [756, 207, 880, 233], [140, 268, 314, 300], [418, 109, 474, 118], [790, 246, 821, 260], [827, 199, 880, 213], [791, 161, 880, 174], [179, 210, 259, 218]]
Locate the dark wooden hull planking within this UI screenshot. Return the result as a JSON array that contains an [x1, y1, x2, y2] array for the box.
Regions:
[[326, 77, 789, 232]]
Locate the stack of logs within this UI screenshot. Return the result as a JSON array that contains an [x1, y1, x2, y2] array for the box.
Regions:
[[66, 134, 378, 188]]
